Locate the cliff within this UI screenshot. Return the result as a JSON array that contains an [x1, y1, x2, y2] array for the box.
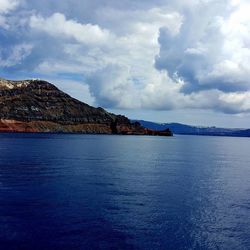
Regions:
[[136, 120, 250, 137], [0, 78, 172, 136]]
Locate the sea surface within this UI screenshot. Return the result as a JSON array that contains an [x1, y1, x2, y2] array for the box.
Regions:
[[0, 133, 249, 250]]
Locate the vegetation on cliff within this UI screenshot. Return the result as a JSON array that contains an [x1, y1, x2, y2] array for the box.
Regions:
[[0, 78, 172, 136]]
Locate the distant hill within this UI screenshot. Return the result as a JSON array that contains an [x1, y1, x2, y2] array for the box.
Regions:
[[134, 120, 250, 137], [0, 78, 172, 136]]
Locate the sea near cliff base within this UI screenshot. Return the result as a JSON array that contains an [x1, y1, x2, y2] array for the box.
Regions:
[[0, 133, 249, 250]]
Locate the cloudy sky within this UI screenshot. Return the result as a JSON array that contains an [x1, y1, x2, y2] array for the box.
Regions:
[[1, 0, 250, 127]]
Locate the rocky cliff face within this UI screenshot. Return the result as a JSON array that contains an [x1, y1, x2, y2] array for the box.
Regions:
[[0, 78, 172, 136]]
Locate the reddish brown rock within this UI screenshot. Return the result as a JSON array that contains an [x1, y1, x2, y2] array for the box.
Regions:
[[0, 78, 172, 136]]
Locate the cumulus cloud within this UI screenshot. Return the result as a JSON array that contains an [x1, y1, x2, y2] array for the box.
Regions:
[[27, 8, 184, 109], [30, 13, 112, 45], [0, 43, 33, 67], [0, 0, 250, 115], [0, 0, 19, 14], [156, 0, 250, 94], [0, 0, 20, 28]]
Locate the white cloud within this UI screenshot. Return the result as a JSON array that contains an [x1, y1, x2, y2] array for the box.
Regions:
[[156, 0, 250, 95], [26, 2, 250, 114], [0, 43, 33, 67], [1, 0, 250, 116], [0, 0, 19, 14], [219, 92, 250, 113], [29, 9, 183, 109], [30, 13, 113, 45], [0, 0, 20, 28]]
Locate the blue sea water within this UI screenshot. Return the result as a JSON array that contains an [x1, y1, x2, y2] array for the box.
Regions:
[[0, 133, 249, 250]]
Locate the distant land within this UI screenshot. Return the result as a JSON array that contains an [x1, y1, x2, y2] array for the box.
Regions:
[[134, 120, 250, 137], [0, 78, 172, 136]]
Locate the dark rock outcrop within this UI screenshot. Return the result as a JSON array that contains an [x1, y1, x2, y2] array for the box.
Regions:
[[0, 78, 172, 136]]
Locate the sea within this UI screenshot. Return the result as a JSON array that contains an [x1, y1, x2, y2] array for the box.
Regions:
[[0, 133, 249, 250]]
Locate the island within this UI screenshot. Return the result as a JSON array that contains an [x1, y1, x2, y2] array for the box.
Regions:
[[0, 78, 172, 136]]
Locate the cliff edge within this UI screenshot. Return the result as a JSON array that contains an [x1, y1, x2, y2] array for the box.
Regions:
[[0, 78, 172, 136]]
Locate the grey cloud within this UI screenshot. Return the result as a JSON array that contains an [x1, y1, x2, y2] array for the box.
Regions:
[[1, 0, 250, 115], [155, 0, 250, 94], [24, 0, 167, 25]]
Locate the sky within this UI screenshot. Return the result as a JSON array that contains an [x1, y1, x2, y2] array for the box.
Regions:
[[0, 0, 250, 127]]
